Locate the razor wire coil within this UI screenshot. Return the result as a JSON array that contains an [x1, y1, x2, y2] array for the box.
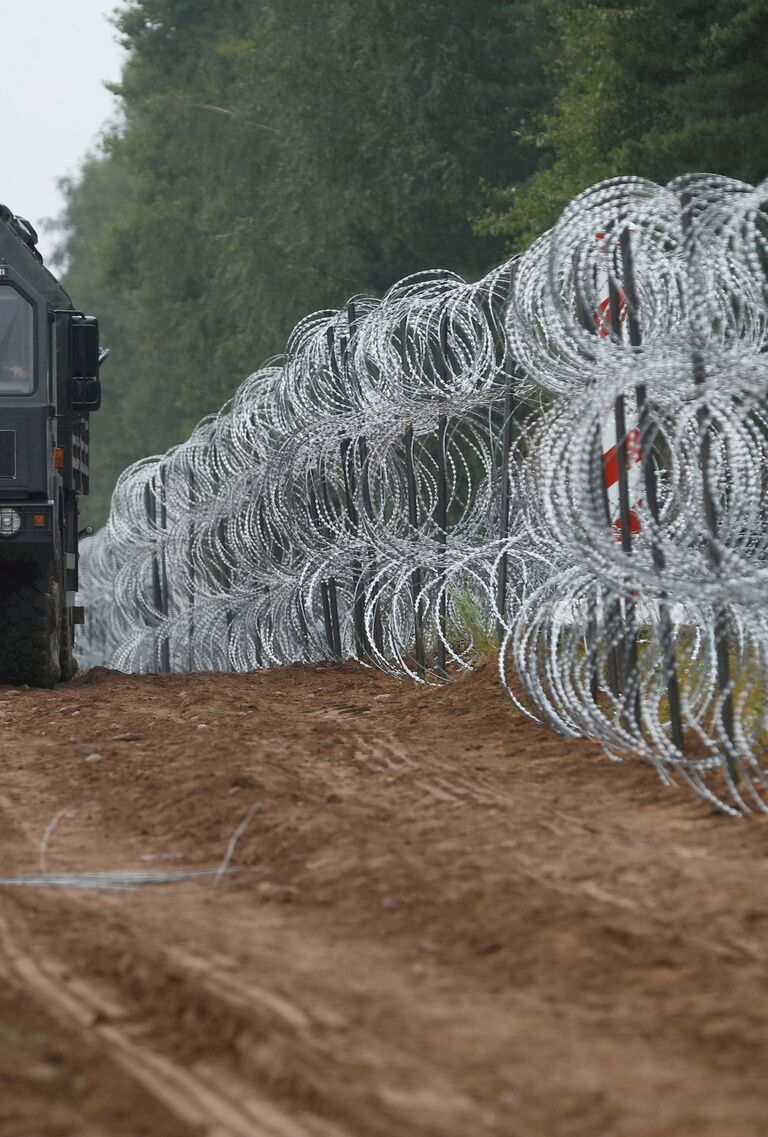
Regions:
[[79, 174, 768, 814]]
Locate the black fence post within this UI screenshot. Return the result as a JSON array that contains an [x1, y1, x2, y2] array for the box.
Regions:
[[348, 302, 385, 659], [313, 462, 342, 661], [494, 264, 516, 640], [678, 196, 736, 778], [331, 322, 367, 660], [157, 465, 171, 673], [217, 512, 234, 668], [435, 315, 450, 678], [147, 463, 171, 673], [580, 268, 622, 700], [619, 226, 685, 754], [146, 479, 163, 673], [188, 465, 195, 672], [607, 274, 641, 727], [306, 477, 335, 660], [400, 318, 425, 677]]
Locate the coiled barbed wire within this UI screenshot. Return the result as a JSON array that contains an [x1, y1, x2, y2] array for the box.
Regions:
[[79, 174, 768, 814]]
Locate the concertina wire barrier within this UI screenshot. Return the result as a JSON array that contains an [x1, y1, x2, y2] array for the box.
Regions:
[[78, 174, 768, 815]]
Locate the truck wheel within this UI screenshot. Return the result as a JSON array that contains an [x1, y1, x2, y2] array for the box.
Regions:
[[59, 497, 79, 681], [59, 603, 78, 681], [58, 536, 77, 677], [0, 561, 62, 688]]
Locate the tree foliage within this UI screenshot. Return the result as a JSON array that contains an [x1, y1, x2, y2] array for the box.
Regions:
[[61, 0, 768, 527], [59, 0, 549, 526], [479, 0, 768, 247]]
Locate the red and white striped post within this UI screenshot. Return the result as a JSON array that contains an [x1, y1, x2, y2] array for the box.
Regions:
[[594, 231, 643, 540]]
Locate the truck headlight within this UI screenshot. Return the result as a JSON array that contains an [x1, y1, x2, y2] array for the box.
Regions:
[[0, 508, 21, 536]]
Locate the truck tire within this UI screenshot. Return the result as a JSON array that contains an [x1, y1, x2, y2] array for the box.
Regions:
[[58, 508, 78, 682], [59, 601, 78, 681], [0, 561, 62, 688]]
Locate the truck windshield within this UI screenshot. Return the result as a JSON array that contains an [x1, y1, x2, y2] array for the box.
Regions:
[[0, 286, 34, 394]]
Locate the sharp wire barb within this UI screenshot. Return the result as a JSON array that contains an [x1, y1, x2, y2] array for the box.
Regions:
[[77, 174, 768, 816]]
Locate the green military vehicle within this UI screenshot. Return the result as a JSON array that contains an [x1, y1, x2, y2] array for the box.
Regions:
[[0, 204, 103, 687]]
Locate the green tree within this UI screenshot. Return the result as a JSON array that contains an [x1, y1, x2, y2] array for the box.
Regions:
[[479, 0, 768, 249], [58, 0, 552, 525]]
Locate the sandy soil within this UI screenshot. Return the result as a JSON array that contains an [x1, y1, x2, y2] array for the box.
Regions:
[[0, 661, 764, 1137]]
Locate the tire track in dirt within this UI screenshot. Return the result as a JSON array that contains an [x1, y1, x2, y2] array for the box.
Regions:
[[0, 906, 346, 1137], [0, 766, 492, 1137], [351, 731, 519, 806], [0, 881, 494, 1137], [0, 662, 766, 1136], [0, 778, 489, 1137]]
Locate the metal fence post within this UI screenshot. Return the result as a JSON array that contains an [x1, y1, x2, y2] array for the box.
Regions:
[[348, 302, 385, 659], [331, 323, 367, 660], [435, 315, 450, 678], [400, 318, 425, 676], [146, 479, 163, 673], [188, 465, 195, 672], [607, 275, 640, 726], [619, 226, 684, 753], [679, 196, 736, 777], [495, 264, 516, 640], [157, 466, 171, 672]]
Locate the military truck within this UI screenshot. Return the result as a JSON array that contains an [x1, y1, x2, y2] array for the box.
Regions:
[[0, 204, 102, 687]]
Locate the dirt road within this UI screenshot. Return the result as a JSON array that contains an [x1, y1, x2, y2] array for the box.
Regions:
[[0, 662, 764, 1137]]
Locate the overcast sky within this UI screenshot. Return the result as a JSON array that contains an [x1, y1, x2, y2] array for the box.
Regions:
[[2, 1, 126, 263]]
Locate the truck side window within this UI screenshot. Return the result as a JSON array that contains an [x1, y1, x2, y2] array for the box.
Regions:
[[0, 286, 34, 394]]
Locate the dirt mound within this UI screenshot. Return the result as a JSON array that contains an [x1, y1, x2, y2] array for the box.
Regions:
[[0, 661, 764, 1136]]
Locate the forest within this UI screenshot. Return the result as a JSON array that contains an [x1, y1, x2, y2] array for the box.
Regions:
[[56, 0, 768, 527]]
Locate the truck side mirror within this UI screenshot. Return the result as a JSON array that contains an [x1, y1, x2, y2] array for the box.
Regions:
[[71, 316, 100, 379]]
